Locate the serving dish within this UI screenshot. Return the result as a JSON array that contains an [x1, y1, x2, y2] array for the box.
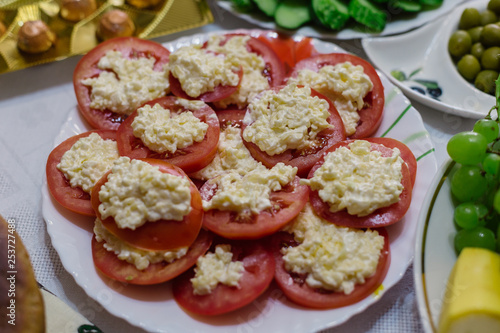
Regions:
[[217, 0, 466, 40], [42, 30, 438, 332], [362, 0, 495, 119], [414, 159, 457, 333]]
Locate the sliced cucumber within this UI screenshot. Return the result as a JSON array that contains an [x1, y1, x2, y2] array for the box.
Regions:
[[275, 0, 311, 29], [393, 0, 422, 12], [230, 0, 255, 11], [419, 0, 443, 6], [312, 0, 350, 31], [253, 0, 280, 17], [348, 0, 387, 31]]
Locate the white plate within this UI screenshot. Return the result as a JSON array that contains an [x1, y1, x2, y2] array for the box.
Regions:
[[217, 0, 466, 40], [362, 0, 496, 119], [42, 30, 438, 333], [413, 159, 457, 333]]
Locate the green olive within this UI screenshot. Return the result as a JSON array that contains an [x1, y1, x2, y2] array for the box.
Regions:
[[471, 42, 485, 59], [475, 69, 499, 95], [468, 26, 484, 43], [481, 46, 500, 69], [459, 8, 481, 30], [481, 10, 498, 25], [488, 0, 500, 15], [457, 54, 481, 81], [480, 23, 500, 46], [449, 30, 472, 58]]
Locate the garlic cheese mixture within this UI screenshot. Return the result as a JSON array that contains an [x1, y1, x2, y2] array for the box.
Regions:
[[282, 204, 385, 294], [168, 44, 240, 97], [242, 84, 333, 155], [81, 50, 169, 115], [302, 140, 403, 216], [57, 132, 119, 193], [205, 35, 270, 109], [190, 244, 244, 295], [98, 157, 192, 230], [289, 62, 373, 136], [131, 103, 208, 154]]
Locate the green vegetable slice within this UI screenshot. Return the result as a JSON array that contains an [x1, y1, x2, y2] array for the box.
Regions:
[[392, 0, 422, 12], [312, 0, 350, 30], [275, 0, 312, 29], [348, 0, 387, 31], [253, 0, 281, 17]]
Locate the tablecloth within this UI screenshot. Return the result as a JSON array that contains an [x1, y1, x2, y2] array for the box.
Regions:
[[0, 0, 478, 331]]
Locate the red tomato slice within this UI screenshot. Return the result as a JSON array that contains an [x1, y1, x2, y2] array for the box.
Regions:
[[172, 238, 275, 315], [363, 137, 417, 187], [290, 53, 385, 139], [46, 130, 117, 216], [242, 86, 346, 178], [215, 109, 246, 130], [255, 33, 318, 76], [307, 140, 413, 228], [91, 158, 204, 251], [92, 229, 213, 285], [272, 228, 390, 309], [73, 37, 170, 130], [116, 96, 220, 174], [168, 54, 243, 103], [200, 176, 309, 240]]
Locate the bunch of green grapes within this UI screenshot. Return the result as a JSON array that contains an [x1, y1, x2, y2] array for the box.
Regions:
[[447, 75, 500, 254]]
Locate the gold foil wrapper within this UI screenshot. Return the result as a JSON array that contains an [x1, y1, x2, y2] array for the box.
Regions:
[[0, 0, 213, 74]]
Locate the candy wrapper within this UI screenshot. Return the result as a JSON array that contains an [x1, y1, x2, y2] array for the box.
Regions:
[[0, 0, 213, 74]]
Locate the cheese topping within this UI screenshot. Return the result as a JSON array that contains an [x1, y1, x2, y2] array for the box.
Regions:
[[57, 133, 119, 193], [98, 157, 192, 230], [81, 50, 169, 115], [93, 218, 188, 271], [131, 103, 208, 154], [302, 140, 403, 217], [190, 244, 245, 295], [190, 126, 262, 180], [242, 84, 333, 155], [205, 35, 270, 109], [203, 163, 297, 214], [282, 204, 385, 294], [288, 62, 373, 136], [169, 44, 240, 98]]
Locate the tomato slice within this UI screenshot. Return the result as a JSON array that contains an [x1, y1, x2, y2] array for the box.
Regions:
[[290, 53, 385, 139], [200, 176, 309, 240], [272, 228, 390, 309], [92, 229, 213, 285], [172, 238, 275, 315], [242, 86, 346, 178], [363, 137, 417, 187], [307, 140, 413, 228], [215, 109, 246, 130], [116, 96, 220, 174], [73, 37, 171, 130], [91, 158, 204, 251], [168, 56, 243, 103], [46, 130, 117, 216]]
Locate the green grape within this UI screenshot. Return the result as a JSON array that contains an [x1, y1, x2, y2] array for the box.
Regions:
[[447, 131, 488, 165], [473, 118, 500, 142], [454, 202, 479, 229], [451, 165, 488, 202], [476, 202, 489, 219], [454, 226, 497, 253], [483, 153, 500, 175], [493, 188, 500, 213]]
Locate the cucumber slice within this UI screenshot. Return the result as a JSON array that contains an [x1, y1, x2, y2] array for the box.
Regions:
[[393, 0, 422, 12], [253, 0, 280, 17], [419, 0, 443, 6], [312, 0, 350, 30], [348, 0, 387, 31], [230, 0, 255, 11], [275, 0, 311, 29]]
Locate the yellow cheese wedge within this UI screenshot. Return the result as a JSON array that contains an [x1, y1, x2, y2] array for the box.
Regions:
[[438, 247, 500, 333]]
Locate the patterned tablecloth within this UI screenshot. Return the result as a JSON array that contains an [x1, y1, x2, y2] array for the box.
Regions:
[[0, 1, 477, 332]]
